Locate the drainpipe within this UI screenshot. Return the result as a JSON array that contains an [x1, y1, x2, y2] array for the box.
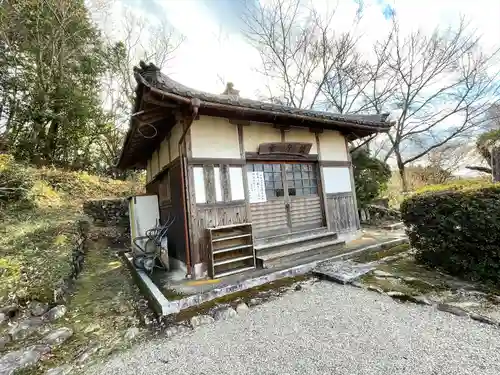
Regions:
[[178, 98, 200, 278]]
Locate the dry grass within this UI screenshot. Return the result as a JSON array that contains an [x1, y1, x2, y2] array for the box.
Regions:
[[383, 171, 491, 209]]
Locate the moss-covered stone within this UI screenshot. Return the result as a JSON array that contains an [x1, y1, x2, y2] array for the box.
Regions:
[[352, 243, 410, 263], [171, 275, 311, 323]]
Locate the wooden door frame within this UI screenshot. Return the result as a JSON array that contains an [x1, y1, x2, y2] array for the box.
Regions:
[[246, 159, 326, 235]]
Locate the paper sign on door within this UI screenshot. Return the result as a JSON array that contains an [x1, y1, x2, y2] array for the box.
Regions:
[[247, 171, 267, 203]]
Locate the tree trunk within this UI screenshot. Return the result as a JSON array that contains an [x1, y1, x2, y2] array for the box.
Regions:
[[492, 147, 500, 183], [396, 152, 408, 192], [45, 119, 59, 162]]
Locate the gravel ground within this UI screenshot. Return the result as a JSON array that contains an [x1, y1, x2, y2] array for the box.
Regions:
[[84, 282, 500, 375]]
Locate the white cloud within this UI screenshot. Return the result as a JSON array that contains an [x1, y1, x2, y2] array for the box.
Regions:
[[151, 0, 264, 97], [93, 0, 500, 101]]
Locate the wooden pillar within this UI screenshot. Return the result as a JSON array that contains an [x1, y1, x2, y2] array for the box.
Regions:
[[314, 131, 331, 231], [238, 124, 252, 224], [345, 139, 361, 230]]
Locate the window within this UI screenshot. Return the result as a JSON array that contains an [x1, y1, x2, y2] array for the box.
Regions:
[[193, 164, 246, 204], [285, 164, 318, 196], [248, 163, 284, 198]]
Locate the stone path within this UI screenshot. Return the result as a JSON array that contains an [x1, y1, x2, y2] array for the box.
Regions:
[[84, 282, 500, 375]]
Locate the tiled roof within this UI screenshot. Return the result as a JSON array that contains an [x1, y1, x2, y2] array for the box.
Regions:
[[133, 61, 391, 128]]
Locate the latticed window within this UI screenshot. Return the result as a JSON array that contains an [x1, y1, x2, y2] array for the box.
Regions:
[[248, 163, 318, 198], [248, 163, 284, 198], [285, 164, 318, 196]]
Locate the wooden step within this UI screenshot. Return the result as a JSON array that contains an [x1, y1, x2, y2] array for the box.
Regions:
[[255, 231, 338, 257], [256, 238, 345, 269]]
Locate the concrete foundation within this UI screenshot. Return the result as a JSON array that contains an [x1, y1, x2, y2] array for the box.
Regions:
[[123, 233, 409, 317]]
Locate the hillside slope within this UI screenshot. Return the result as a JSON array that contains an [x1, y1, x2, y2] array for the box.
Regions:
[[0, 155, 146, 373]]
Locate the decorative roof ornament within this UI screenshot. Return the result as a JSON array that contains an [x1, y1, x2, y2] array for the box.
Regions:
[[221, 82, 240, 97]]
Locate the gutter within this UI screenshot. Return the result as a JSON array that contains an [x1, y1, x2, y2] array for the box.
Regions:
[[178, 98, 201, 278], [197, 101, 394, 132], [136, 74, 392, 131]]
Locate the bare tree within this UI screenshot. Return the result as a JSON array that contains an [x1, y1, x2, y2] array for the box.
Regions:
[[242, 0, 398, 116], [465, 104, 500, 176], [380, 18, 500, 190], [243, 0, 500, 189], [91, 5, 184, 169], [243, 0, 369, 109], [100, 8, 184, 113], [321, 28, 397, 115]]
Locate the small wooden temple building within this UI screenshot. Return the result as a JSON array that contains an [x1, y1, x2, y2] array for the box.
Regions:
[[118, 62, 393, 279]]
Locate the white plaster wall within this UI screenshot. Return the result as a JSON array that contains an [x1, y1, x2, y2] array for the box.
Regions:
[[150, 150, 159, 178], [170, 122, 183, 160], [190, 116, 240, 158], [284, 127, 317, 154], [243, 122, 281, 152], [323, 167, 352, 193], [158, 136, 170, 169], [319, 130, 348, 161]]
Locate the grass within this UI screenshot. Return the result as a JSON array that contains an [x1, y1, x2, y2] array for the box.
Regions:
[[33, 239, 142, 373], [0, 159, 145, 373], [162, 289, 188, 301], [382, 170, 491, 209], [3, 237, 144, 374], [0, 163, 142, 304], [0, 206, 81, 303]]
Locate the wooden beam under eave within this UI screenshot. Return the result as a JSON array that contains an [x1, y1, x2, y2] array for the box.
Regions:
[[273, 124, 291, 131], [309, 127, 323, 134], [142, 93, 179, 109], [136, 110, 170, 124], [229, 119, 251, 126]]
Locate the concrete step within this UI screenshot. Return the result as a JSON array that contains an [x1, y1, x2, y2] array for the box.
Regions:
[[256, 238, 345, 269], [255, 230, 338, 257], [254, 227, 329, 247]]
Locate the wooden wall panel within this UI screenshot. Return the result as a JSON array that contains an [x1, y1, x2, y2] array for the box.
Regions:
[[289, 196, 324, 230], [326, 193, 359, 233], [250, 200, 288, 238], [165, 162, 186, 262], [193, 203, 248, 263]]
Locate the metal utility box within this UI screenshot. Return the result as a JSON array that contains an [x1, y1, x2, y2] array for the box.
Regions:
[[128, 194, 169, 270]]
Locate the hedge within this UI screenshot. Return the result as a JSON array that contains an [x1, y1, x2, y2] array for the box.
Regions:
[[401, 185, 500, 282], [414, 178, 493, 194]]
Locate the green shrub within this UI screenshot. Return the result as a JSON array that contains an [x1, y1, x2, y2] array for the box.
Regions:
[[0, 154, 34, 206], [401, 185, 500, 282], [413, 178, 493, 194], [351, 148, 391, 208]]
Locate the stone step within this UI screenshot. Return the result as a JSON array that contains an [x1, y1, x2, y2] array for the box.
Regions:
[[254, 230, 338, 257], [381, 222, 405, 231], [256, 238, 345, 269]]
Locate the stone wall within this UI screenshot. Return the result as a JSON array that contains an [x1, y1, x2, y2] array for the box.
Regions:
[[83, 198, 129, 227], [359, 204, 401, 224]]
